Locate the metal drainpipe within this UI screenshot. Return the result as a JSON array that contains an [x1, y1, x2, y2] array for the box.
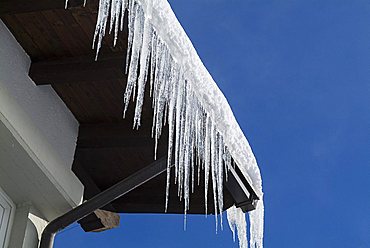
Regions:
[[39, 157, 169, 248]]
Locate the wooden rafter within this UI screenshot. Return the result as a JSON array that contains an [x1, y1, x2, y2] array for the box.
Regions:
[[29, 54, 127, 85], [0, 0, 96, 16]]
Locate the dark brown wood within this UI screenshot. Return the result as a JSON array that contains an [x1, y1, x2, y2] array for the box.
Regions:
[[14, 12, 68, 59], [78, 209, 120, 232], [77, 123, 156, 148], [2, 1, 258, 217], [0, 0, 96, 16], [29, 54, 127, 85], [1, 2, 123, 61], [78, 134, 155, 149], [0, 14, 43, 58]]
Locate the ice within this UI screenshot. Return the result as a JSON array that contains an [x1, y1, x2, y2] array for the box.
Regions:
[[183, 83, 191, 222], [210, 123, 218, 230], [133, 20, 153, 129], [174, 76, 184, 188], [85, 0, 264, 247], [125, 0, 136, 73], [109, 0, 127, 46], [92, 0, 111, 60], [249, 199, 264, 248], [165, 63, 179, 212], [227, 206, 248, 248], [123, 4, 144, 118], [204, 115, 211, 215], [217, 134, 224, 229]]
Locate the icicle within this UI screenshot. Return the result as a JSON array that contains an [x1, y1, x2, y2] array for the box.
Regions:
[[183, 81, 192, 218], [109, 0, 116, 35], [133, 19, 153, 128], [92, 0, 111, 60], [204, 115, 211, 215], [149, 32, 157, 97], [197, 110, 206, 186], [165, 64, 180, 212], [189, 93, 197, 195], [196, 108, 202, 186], [190, 118, 195, 194], [249, 198, 264, 248], [217, 134, 224, 229], [109, 0, 127, 46], [177, 82, 186, 200], [125, 0, 136, 73], [210, 124, 219, 231], [119, 0, 127, 32], [152, 44, 171, 160], [227, 206, 248, 248], [151, 39, 165, 141], [223, 147, 231, 182], [151, 40, 159, 138], [123, 4, 144, 118], [175, 75, 185, 184], [181, 82, 190, 227], [89, 2, 264, 248]]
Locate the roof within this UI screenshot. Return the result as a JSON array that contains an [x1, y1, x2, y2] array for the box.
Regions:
[[0, 0, 263, 246]]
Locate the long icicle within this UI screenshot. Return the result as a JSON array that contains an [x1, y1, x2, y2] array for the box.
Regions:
[[217, 133, 224, 229], [210, 123, 219, 232], [88, 2, 263, 247], [165, 64, 179, 212], [123, 4, 144, 117], [133, 19, 153, 128], [204, 115, 211, 215]]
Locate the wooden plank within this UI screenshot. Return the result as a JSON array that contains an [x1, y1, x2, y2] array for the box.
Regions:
[[15, 12, 67, 59], [73, 160, 119, 233], [42, 9, 91, 56], [29, 54, 127, 85], [79, 123, 150, 140], [0, 0, 97, 16], [77, 123, 156, 149], [1, 14, 43, 58], [78, 209, 120, 232], [78, 136, 155, 149]]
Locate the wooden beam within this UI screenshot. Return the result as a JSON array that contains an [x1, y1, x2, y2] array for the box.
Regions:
[[78, 136, 155, 149], [77, 123, 156, 149], [29, 54, 127, 85], [78, 209, 120, 232], [0, 0, 97, 16]]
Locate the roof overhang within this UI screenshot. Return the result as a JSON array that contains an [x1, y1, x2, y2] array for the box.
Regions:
[[0, 0, 261, 215]]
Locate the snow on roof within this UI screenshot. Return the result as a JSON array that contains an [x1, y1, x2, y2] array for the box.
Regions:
[[67, 0, 264, 246]]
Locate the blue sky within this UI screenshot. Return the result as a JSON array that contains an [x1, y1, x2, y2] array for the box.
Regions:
[[56, 0, 370, 247]]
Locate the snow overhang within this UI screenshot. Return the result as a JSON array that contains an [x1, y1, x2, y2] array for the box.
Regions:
[[91, 0, 264, 214], [1, 0, 263, 246], [90, 0, 264, 245]]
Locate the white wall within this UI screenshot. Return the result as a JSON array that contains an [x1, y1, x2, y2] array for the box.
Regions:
[[7, 203, 41, 248], [0, 18, 85, 246], [0, 188, 15, 248], [0, 21, 79, 173], [0, 20, 83, 211], [0, 20, 87, 247]]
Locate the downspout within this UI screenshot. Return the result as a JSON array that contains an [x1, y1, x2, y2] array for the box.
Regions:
[[39, 157, 169, 248]]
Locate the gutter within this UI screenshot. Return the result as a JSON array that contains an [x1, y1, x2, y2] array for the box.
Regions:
[[39, 157, 169, 248]]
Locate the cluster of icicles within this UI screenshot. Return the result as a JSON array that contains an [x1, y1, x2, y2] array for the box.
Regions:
[[66, 0, 263, 247]]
